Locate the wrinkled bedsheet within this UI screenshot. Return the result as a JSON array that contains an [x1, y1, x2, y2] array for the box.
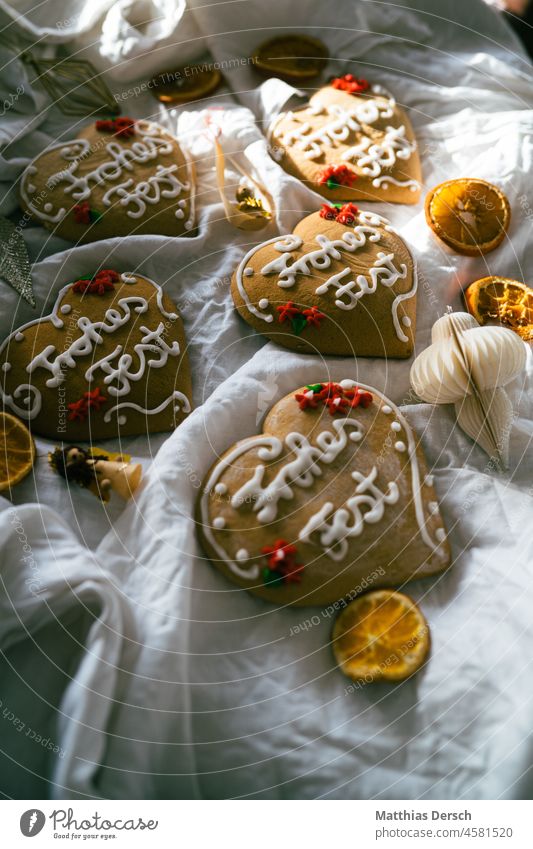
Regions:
[[1, 0, 533, 800]]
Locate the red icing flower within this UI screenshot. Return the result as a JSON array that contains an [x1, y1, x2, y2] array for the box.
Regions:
[[262, 540, 304, 584], [95, 119, 113, 133], [89, 269, 119, 294], [303, 306, 325, 328], [331, 74, 370, 94], [318, 165, 358, 190], [73, 202, 91, 224], [262, 539, 297, 568], [319, 203, 338, 221], [72, 269, 119, 295], [336, 202, 360, 226], [96, 117, 136, 137], [72, 277, 92, 293], [276, 301, 301, 323], [114, 117, 136, 137], [281, 562, 305, 583]]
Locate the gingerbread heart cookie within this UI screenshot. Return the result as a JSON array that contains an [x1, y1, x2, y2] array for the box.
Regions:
[[232, 208, 417, 357], [198, 380, 450, 607], [268, 78, 421, 205], [20, 118, 195, 243], [0, 271, 192, 440]]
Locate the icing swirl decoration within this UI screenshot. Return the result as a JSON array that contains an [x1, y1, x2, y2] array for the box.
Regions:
[[0, 272, 192, 440], [231, 209, 417, 357], [198, 380, 450, 606], [268, 83, 421, 204], [19, 119, 195, 242]]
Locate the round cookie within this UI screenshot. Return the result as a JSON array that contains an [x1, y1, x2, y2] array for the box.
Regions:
[[197, 380, 450, 607], [0, 271, 192, 440], [231, 208, 417, 357], [20, 118, 195, 243], [268, 80, 421, 205]]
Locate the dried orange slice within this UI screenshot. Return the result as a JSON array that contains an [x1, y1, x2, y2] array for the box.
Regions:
[[465, 276, 533, 341], [254, 35, 328, 81], [332, 590, 430, 684], [425, 178, 510, 255], [0, 413, 36, 491], [151, 65, 222, 104]]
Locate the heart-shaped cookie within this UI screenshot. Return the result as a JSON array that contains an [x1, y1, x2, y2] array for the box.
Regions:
[[198, 380, 450, 606], [0, 271, 192, 440], [232, 209, 417, 357], [20, 118, 195, 243], [269, 80, 421, 205]]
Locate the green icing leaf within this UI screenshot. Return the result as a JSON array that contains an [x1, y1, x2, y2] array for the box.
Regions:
[[0, 216, 34, 306], [306, 384, 323, 393]]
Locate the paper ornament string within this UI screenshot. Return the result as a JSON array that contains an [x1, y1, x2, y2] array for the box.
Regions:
[[410, 309, 526, 468], [0, 217, 35, 306]]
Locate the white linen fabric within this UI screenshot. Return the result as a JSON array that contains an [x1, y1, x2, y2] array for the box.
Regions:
[[0, 0, 533, 800]]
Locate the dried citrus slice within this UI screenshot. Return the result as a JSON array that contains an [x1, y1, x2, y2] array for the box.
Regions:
[[151, 65, 222, 104], [0, 413, 36, 491], [465, 276, 533, 341], [332, 590, 430, 684], [254, 35, 328, 81], [425, 178, 510, 255]]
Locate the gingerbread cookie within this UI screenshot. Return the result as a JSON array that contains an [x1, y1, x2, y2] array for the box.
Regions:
[[20, 118, 195, 243], [0, 271, 192, 440], [268, 78, 421, 204], [232, 208, 417, 357], [198, 380, 450, 607]]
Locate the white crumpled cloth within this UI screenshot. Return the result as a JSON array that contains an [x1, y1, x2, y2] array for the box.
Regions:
[[1, 0, 533, 800]]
